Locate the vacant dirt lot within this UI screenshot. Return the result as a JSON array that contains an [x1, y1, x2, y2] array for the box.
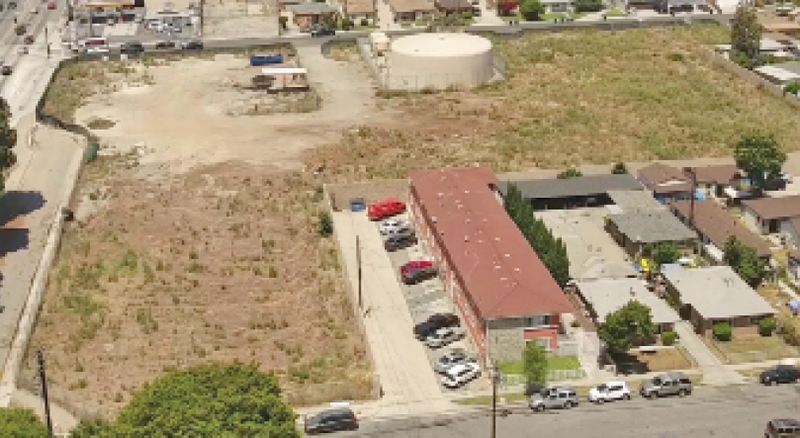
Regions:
[[202, 0, 280, 38]]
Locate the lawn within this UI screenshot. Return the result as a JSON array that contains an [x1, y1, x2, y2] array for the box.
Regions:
[[709, 335, 799, 364], [307, 25, 800, 181], [613, 348, 693, 374], [498, 356, 581, 375]]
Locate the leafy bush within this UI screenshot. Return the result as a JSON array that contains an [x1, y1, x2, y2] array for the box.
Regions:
[[574, 0, 602, 12], [318, 211, 334, 237], [462, 10, 473, 20], [784, 81, 800, 96], [340, 18, 354, 30], [557, 167, 582, 179], [759, 317, 777, 337], [661, 331, 677, 346], [611, 162, 628, 174], [778, 315, 800, 346], [360, 18, 369, 26], [713, 322, 732, 341], [0, 408, 48, 437], [519, 0, 544, 21]]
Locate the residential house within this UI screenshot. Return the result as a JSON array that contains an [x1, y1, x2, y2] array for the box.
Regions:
[[605, 210, 698, 257], [497, 174, 645, 211], [637, 163, 693, 204], [662, 266, 776, 336], [289, 2, 337, 28], [605, 190, 668, 213], [540, 0, 572, 13], [683, 164, 742, 200], [435, 0, 472, 15], [409, 167, 577, 364], [671, 200, 772, 264], [388, 0, 436, 22], [741, 195, 800, 235], [758, 12, 800, 37], [342, 0, 376, 23], [575, 278, 681, 334]]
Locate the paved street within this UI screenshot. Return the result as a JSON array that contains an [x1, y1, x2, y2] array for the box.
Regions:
[[344, 384, 800, 437]]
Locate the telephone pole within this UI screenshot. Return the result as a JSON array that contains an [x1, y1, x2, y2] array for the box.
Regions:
[[37, 349, 53, 436], [356, 235, 362, 309]]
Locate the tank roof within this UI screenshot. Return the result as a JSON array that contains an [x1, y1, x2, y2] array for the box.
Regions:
[[391, 33, 492, 57]]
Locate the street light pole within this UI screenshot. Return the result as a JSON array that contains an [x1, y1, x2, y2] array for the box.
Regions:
[[37, 349, 53, 436]]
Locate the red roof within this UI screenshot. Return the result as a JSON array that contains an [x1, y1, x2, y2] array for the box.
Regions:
[[409, 167, 575, 320]]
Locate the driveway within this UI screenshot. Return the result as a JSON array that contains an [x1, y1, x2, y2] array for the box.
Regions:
[[333, 212, 452, 418]]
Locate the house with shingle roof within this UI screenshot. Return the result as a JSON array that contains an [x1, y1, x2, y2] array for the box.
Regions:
[[741, 195, 800, 235], [388, 0, 436, 22], [637, 163, 693, 204]]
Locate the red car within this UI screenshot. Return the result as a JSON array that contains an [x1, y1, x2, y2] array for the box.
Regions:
[[47, 2, 56, 9], [401, 260, 436, 284], [368, 198, 406, 221]]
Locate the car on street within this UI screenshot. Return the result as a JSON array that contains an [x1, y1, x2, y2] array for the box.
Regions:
[[310, 24, 335, 37], [529, 386, 579, 412], [368, 198, 406, 220], [1, 65, 11, 76], [640, 372, 692, 399], [441, 362, 481, 389], [304, 407, 358, 435], [47, 1, 56, 9], [760, 365, 800, 386], [383, 231, 417, 252], [155, 40, 176, 49], [414, 313, 460, 340], [379, 218, 411, 235], [765, 418, 800, 437], [588, 381, 631, 404], [434, 348, 473, 374], [400, 260, 436, 284], [120, 41, 144, 55], [424, 327, 465, 349], [181, 40, 204, 50]]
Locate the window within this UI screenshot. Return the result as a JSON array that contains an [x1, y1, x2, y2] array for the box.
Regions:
[[523, 315, 551, 328]]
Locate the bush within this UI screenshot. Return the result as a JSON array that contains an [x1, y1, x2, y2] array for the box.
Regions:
[[611, 162, 628, 174], [318, 211, 334, 237], [519, 0, 544, 21], [462, 10, 473, 20], [360, 18, 369, 26], [778, 315, 800, 346], [759, 317, 777, 337], [661, 331, 677, 346], [85, 137, 99, 163], [574, 0, 602, 12], [713, 322, 732, 341], [340, 18, 354, 30], [557, 167, 582, 179]]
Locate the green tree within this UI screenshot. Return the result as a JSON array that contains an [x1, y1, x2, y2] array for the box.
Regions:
[[599, 301, 657, 354], [523, 341, 548, 386], [647, 243, 681, 269], [784, 81, 800, 96], [611, 162, 628, 174], [520, 0, 544, 21], [574, 0, 602, 12], [733, 133, 786, 192], [731, 4, 761, 63], [724, 236, 766, 287], [557, 167, 583, 179], [114, 363, 299, 437], [71, 419, 116, 437], [0, 408, 48, 437], [0, 97, 17, 193]]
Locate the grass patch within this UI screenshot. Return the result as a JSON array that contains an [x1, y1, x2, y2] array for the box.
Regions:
[[498, 356, 581, 375], [605, 8, 626, 17], [709, 335, 799, 364], [87, 118, 116, 130]]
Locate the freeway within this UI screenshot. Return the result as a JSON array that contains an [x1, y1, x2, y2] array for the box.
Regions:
[[339, 383, 800, 437]]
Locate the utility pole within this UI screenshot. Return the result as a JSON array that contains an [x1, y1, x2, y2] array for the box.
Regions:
[[356, 235, 362, 309], [37, 349, 53, 436], [491, 365, 498, 438], [688, 167, 696, 224]]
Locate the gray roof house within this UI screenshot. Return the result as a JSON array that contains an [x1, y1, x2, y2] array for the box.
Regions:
[[662, 266, 776, 336], [498, 174, 645, 210], [605, 210, 698, 256], [575, 278, 681, 332]]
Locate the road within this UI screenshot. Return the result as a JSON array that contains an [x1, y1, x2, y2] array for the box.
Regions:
[[340, 384, 800, 437]]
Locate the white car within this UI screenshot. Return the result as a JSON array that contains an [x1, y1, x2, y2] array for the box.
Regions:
[[379, 219, 410, 235], [424, 327, 465, 349], [588, 381, 631, 404], [441, 362, 481, 389]]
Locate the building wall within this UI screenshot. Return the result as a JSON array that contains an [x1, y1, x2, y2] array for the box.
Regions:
[[487, 316, 561, 363], [741, 205, 771, 234]]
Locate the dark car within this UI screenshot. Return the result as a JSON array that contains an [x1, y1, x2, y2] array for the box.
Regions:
[[304, 407, 358, 435], [765, 418, 800, 438], [155, 40, 176, 49], [384, 232, 417, 252], [121, 41, 144, 54], [310, 24, 335, 37], [1, 65, 11, 76], [181, 40, 203, 50], [760, 365, 800, 386], [414, 313, 459, 340]]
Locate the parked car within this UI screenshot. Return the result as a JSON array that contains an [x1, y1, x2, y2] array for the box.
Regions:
[[529, 386, 579, 412], [47, 1, 56, 9], [401, 260, 436, 284], [765, 418, 800, 438], [434, 348, 473, 374], [155, 40, 176, 49], [181, 40, 203, 50], [304, 407, 358, 435], [1, 65, 11, 76], [760, 365, 800, 386], [640, 372, 692, 399], [414, 313, 460, 340], [379, 218, 411, 235], [383, 231, 417, 252], [120, 41, 144, 55], [425, 327, 465, 349], [310, 24, 335, 37], [588, 381, 631, 404], [23, 35, 34, 44], [368, 198, 406, 220], [441, 362, 481, 389]]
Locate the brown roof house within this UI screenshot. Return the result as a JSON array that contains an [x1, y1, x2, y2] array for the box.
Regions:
[[289, 2, 337, 28], [683, 164, 744, 200], [741, 195, 800, 235], [342, 0, 376, 23], [388, 0, 436, 23], [671, 200, 772, 264], [637, 163, 693, 204], [409, 166, 577, 363]]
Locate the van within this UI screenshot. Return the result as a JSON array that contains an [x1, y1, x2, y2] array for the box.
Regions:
[[765, 419, 800, 438]]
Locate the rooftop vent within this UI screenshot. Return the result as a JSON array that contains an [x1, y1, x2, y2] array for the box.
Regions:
[[464, 235, 469, 242], [504, 254, 510, 258]]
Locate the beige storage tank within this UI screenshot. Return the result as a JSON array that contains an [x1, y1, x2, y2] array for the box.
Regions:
[[387, 33, 494, 90]]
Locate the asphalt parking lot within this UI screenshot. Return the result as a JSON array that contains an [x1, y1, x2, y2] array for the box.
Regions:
[[375, 214, 488, 393]]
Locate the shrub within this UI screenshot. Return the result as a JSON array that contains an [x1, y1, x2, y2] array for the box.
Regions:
[[713, 322, 732, 341], [519, 0, 544, 21], [462, 10, 473, 20], [778, 315, 800, 346], [611, 162, 628, 174], [318, 211, 334, 237], [661, 331, 677, 346], [360, 18, 369, 26], [557, 167, 582, 179], [340, 18, 354, 30], [85, 137, 99, 163], [574, 0, 602, 12], [759, 317, 777, 337]]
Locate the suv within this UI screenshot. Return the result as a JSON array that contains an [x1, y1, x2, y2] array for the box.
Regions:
[[368, 198, 406, 220], [433, 348, 473, 374], [760, 365, 800, 386], [424, 327, 465, 349], [310, 24, 335, 37], [181, 40, 204, 50], [529, 386, 579, 412], [121, 41, 144, 55], [384, 231, 416, 252], [379, 219, 411, 235], [588, 381, 631, 404], [304, 407, 358, 435], [400, 260, 436, 284], [765, 419, 800, 438], [414, 313, 459, 340], [441, 362, 481, 389], [640, 372, 692, 399]]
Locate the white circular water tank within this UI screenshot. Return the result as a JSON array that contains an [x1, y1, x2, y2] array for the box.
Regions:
[[388, 33, 494, 90]]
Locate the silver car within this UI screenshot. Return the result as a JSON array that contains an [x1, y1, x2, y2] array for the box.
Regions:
[[640, 372, 692, 399], [424, 327, 465, 349], [529, 386, 579, 412], [433, 348, 474, 374]]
